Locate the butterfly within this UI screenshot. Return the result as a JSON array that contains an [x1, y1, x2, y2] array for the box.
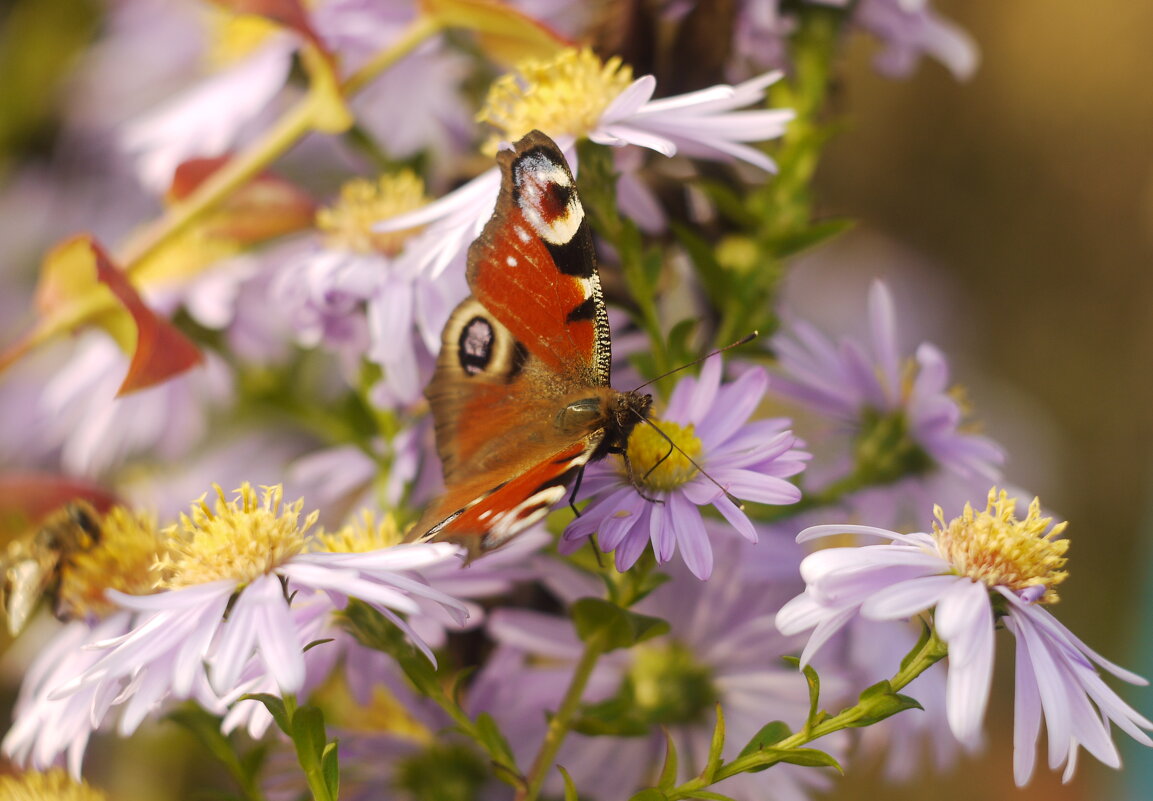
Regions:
[[411, 130, 652, 557], [1, 501, 102, 636]]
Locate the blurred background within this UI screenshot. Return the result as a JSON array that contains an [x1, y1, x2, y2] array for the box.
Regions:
[[0, 1, 1151, 799], [813, 2, 1153, 799]]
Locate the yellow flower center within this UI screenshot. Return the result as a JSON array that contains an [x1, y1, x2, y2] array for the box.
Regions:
[[313, 510, 405, 553], [0, 768, 106, 801], [203, 7, 282, 69], [623, 420, 702, 493], [156, 484, 317, 590], [477, 47, 635, 155], [316, 171, 429, 256], [57, 505, 164, 620], [933, 488, 1069, 604], [203, 8, 282, 69]]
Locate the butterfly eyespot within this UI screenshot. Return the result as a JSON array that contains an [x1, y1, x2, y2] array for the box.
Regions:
[[515, 152, 584, 247], [459, 317, 495, 375]]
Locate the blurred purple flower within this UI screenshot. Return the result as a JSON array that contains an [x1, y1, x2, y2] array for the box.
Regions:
[[473, 533, 844, 800]]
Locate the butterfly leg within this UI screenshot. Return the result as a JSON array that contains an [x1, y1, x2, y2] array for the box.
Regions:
[[614, 445, 665, 505], [568, 465, 587, 517]]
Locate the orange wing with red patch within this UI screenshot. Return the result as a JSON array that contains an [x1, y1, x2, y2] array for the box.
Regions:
[[411, 131, 644, 556]]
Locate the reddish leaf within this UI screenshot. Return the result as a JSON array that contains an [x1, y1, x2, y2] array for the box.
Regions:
[[90, 241, 204, 395], [214, 0, 321, 48], [169, 156, 316, 243], [0, 473, 119, 540]]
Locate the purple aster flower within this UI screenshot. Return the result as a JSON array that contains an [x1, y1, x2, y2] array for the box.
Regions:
[[472, 532, 845, 801], [775, 489, 1153, 784], [770, 280, 1004, 528], [38, 333, 233, 477], [559, 357, 808, 579], [6, 485, 467, 773]]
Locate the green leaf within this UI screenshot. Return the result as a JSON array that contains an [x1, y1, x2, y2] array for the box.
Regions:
[[682, 791, 739, 801], [341, 600, 441, 696], [701, 704, 725, 781], [850, 681, 923, 727], [657, 729, 679, 790], [900, 619, 935, 672], [571, 597, 670, 651], [629, 789, 669, 801], [240, 692, 291, 735], [558, 765, 579, 801], [475, 712, 518, 772], [726, 746, 840, 775], [737, 721, 792, 759], [303, 637, 335, 653], [771, 218, 853, 259], [290, 704, 328, 763], [321, 740, 340, 798]]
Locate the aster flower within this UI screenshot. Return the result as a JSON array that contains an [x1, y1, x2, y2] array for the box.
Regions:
[[559, 357, 807, 579], [38, 334, 233, 477], [770, 280, 1004, 527], [775, 488, 1153, 784], [9, 485, 467, 772], [472, 532, 843, 801], [376, 47, 793, 272]]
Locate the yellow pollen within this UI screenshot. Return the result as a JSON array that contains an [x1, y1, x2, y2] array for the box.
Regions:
[[316, 171, 429, 256], [204, 9, 281, 70], [932, 488, 1069, 604], [623, 420, 702, 493], [156, 484, 317, 590], [0, 768, 107, 801], [477, 48, 635, 155], [313, 510, 405, 554], [58, 505, 164, 620]]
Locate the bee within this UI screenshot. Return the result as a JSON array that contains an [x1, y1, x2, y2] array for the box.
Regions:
[[1, 501, 102, 636]]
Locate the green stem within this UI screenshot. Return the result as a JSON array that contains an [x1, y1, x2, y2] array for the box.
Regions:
[[283, 695, 337, 801], [516, 633, 609, 801]]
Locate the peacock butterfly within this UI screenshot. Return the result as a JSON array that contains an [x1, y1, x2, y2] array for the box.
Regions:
[[410, 130, 652, 556]]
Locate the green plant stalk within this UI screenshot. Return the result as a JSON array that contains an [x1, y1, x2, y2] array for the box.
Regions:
[[516, 632, 609, 801], [715, 5, 844, 350], [667, 626, 949, 798], [283, 695, 337, 801]]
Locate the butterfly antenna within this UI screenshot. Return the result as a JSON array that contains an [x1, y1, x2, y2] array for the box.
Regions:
[[628, 409, 744, 511], [631, 331, 758, 394]]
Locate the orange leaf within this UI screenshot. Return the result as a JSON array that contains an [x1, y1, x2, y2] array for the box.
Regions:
[[421, 0, 570, 66], [169, 156, 316, 243], [90, 240, 204, 395]]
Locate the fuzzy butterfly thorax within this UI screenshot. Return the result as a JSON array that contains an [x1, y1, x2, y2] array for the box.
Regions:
[[410, 131, 652, 557]]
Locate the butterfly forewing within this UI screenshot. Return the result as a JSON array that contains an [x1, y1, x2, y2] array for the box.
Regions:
[[413, 131, 648, 556]]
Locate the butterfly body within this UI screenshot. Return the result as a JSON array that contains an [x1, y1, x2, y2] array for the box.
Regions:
[[412, 131, 651, 555]]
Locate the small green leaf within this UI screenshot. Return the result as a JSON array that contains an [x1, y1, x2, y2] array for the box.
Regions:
[[571, 597, 670, 651], [657, 728, 679, 790], [290, 704, 328, 762], [771, 218, 853, 259], [702, 704, 725, 781], [303, 637, 335, 653], [801, 663, 821, 723], [629, 789, 669, 801], [900, 619, 935, 672], [726, 746, 840, 775], [475, 712, 518, 772], [239, 692, 291, 735], [737, 721, 792, 758], [683, 791, 739, 801], [558, 765, 579, 801], [851, 681, 923, 727], [321, 740, 340, 797]]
